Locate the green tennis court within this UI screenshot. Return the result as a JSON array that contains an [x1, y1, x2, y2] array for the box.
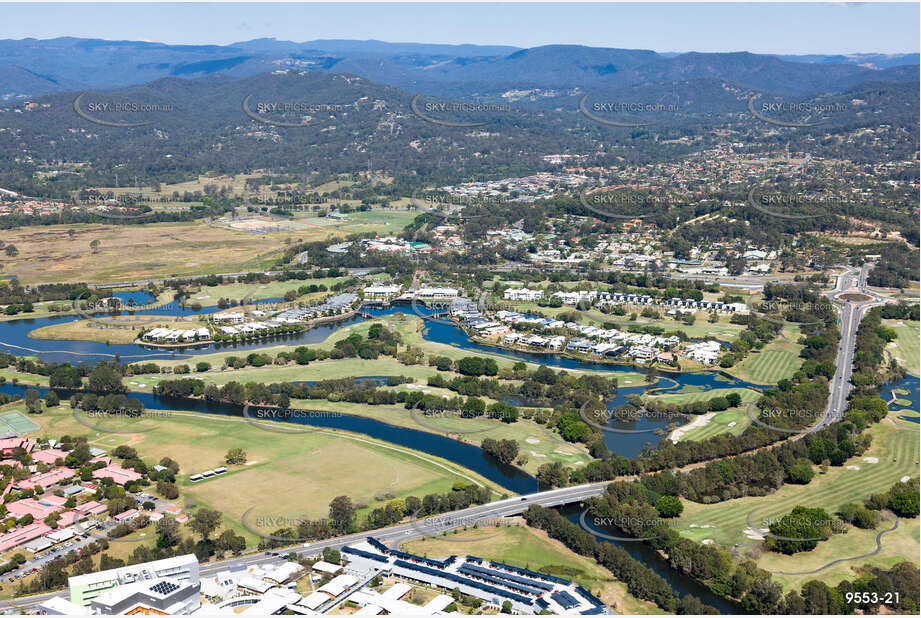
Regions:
[[0, 411, 41, 435]]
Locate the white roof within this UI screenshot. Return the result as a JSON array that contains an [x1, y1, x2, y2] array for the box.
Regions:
[[45, 527, 75, 543], [238, 575, 274, 594], [265, 561, 303, 583], [355, 603, 384, 615], [311, 560, 342, 574], [300, 591, 330, 610], [241, 589, 301, 615], [382, 582, 411, 600], [39, 596, 89, 614], [318, 573, 358, 597], [424, 594, 455, 612]]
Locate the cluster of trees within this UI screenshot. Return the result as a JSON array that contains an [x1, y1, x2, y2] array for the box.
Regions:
[[766, 506, 842, 554], [407, 391, 520, 424], [718, 315, 782, 369], [866, 245, 920, 289], [866, 477, 920, 519], [643, 391, 744, 417], [0, 280, 91, 306], [333, 324, 402, 360], [258, 483, 491, 549], [523, 505, 717, 614], [68, 392, 143, 416], [428, 360, 616, 407], [481, 438, 519, 465]]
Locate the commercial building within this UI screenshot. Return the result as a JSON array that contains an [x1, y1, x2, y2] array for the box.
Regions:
[[89, 577, 200, 615], [503, 287, 543, 301], [363, 284, 402, 300], [68, 553, 200, 607], [341, 537, 610, 614]]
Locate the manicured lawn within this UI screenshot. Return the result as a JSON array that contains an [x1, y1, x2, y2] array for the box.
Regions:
[[726, 327, 803, 385], [14, 402, 507, 546], [678, 412, 920, 591], [400, 523, 665, 615], [678, 406, 751, 442], [757, 517, 919, 592], [0, 368, 48, 387], [884, 319, 920, 377], [647, 387, 761, 406], [186, 278, 351, 304]]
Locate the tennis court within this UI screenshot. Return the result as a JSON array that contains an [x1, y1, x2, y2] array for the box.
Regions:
[[0, 411, 40, 435]]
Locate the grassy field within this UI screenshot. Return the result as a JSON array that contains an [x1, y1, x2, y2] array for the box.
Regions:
[[678, 410, 920, 591], [884, 319, 920, 377], [646, 387, 761, 406], [400, 523, 665, 615], [30, 315, 206, 344], [755, 518, 919, 592], [677, 406, 751, 441], [185, 276, 363, 304], [13, 401, 508, 546], [726, 328, 803, 385], [2, 221, 295, 285], [0, 368, 48, 387], [120, 335, 593, 473], [2, 213, 402, 285]]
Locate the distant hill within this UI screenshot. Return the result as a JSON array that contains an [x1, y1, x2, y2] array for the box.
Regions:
[[0, 37, 916, 100]]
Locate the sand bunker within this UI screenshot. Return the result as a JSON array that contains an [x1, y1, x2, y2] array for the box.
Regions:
[[701, 539, 714, 545], [743, 526, 768, 540], [901, 475, 911, 482], [862, 457, 879, 464], [525, 438, 540, 444], [846, 465, 861, 471], [669, 413, 715, 443], [530, 451, 546, 458]]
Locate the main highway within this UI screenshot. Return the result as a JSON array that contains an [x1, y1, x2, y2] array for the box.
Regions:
[[818, 264, 891, 429]]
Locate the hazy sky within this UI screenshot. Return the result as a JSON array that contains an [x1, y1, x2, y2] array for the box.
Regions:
[[0, 3, 918, 54]]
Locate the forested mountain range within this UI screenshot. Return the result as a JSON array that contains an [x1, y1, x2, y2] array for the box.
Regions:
[[1, 37, 917, 101]]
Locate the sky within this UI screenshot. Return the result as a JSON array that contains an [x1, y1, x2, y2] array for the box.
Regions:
[[0, 3, 917, 55]]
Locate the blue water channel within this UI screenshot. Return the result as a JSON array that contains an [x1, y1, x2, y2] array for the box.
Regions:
[[559, 505, 739, 613], [880, 374, 921, 424]]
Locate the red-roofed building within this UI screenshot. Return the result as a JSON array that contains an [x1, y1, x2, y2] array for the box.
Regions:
[[56, 511, 79, 527], [75, 501, 107, 516], [92, 464, 142, 486], [31, 449, 68, 466], [40, 495, 67, 508], [0, 438, 34, 454], [13, 467, 76, 491], [6, 498, 58, 520], [0, 458, 21, 468], [114, 508, 139, 522], [0, 522, 52, 552]]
